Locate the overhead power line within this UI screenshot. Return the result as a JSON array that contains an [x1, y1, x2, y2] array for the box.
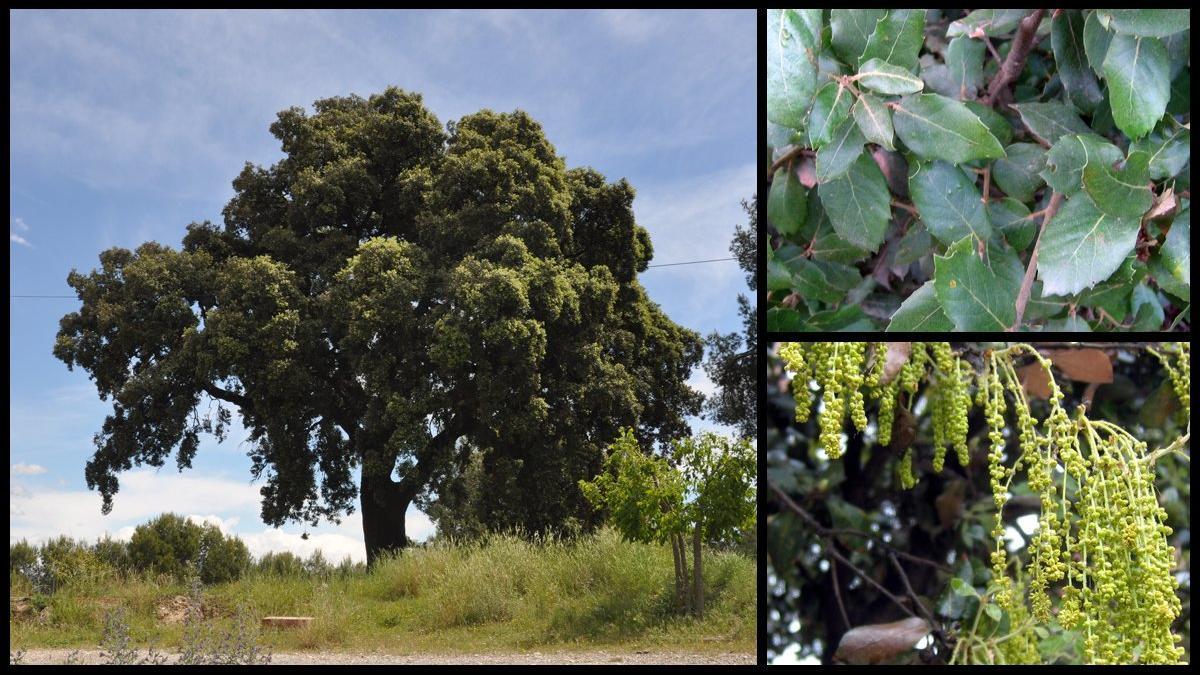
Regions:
[[646, 257, 736, 268]]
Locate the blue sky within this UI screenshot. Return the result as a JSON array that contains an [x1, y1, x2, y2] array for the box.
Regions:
[[9, 9, 756, 562]]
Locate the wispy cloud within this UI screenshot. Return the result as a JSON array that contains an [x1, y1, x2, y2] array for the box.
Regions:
[[11, 463, 47, 476], [11, 216, 33, 247]]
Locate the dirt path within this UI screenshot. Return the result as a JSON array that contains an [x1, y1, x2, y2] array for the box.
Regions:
[[13, 647, 756, 665]]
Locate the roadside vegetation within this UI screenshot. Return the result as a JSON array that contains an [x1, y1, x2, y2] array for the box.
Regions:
[[9, 518, 754, 663]]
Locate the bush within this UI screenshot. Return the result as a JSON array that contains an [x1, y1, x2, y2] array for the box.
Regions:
[[128, 513, 249, 584], [9, 540, 37, 573], [255, 551, 306, 577], [36, 536, 114, 592], [92, 536, 132, 576], [766, 9, 1190, 332]]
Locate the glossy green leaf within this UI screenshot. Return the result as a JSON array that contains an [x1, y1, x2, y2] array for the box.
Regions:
[[945, 37, 985, 100], [1131, 121, 1191, 180], [1040, 134, 1124, 195], [908, 160, 992, 245], [1037, 192, 1141, 295], [852, 93, 894, 151], [815, 117, 867, 183], [1097, 9, 1191, 37], [773, 245, 864, 303], [964, 101, 1013, 146], [767, 9, 822, 128], [1065, 257, 1144, 321], [1051, 10, 1104, 114], [819, 153, 892, 252], [890, 221, 928, 266], [1011, 102, 1092, 146], [1043, 315, 1093, 331], [946, 9, 1030, 38], [1103, 33, 1169, 140], [768, 167, 808, 236], [1130, 285, 1165, 330], [893, 94, 1006, 164], [767, 246, 795, 292], [984, 603, 1003, 622], [1083, 10, 1113, 75], [808, 82, 854, 148], [1150, 208, 1190, 300], [856, 58, 925, 95], [1081, 151, 1153, 218], [992, 143, 1047, 203], [830, 9, 886, 67], [934, 237, 1023, 331], [768, 305, 876, 332], [860, 9, 925, 73], [989, 198, 1036, 252], [887, 281, 954, 331]]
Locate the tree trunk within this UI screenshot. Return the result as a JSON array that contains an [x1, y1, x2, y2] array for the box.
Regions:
[[676, 532, 692, 613], [692, 524, 704, 618], [670, 533, 684, 612], [361, 470, 411, 567]]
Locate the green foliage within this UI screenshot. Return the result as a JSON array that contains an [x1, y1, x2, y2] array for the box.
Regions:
[[10, 540, 38, 573], [10, 528, 755, 656], [54, 87, 704, 562], [767, 9, 1190, 332], [129, 513, 249, 584]]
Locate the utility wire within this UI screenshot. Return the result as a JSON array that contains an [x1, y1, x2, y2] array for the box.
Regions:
[[648, 255, 729, 266], [11, 257, 739, 298]]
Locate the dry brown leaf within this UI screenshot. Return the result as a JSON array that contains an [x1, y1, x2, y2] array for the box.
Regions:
[[1045, 348, 1113, 384], [1018, 362, 1052, 400], [1145, 187, 1178, 221], [879, 342, 911, 385], [834, 616, 931, 665]]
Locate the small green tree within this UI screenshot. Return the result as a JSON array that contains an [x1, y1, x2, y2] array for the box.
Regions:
[[129, 513, 249, 583], [580, 429, 756, 617]]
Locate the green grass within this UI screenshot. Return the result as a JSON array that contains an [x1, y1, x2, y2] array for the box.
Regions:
[[9, 528, 755, 655]]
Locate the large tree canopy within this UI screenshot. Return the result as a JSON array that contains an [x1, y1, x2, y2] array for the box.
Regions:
[[54, 87, 703, 564]]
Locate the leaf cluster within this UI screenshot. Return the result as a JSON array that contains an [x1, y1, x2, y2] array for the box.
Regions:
[[767, 9, 1190, 332]]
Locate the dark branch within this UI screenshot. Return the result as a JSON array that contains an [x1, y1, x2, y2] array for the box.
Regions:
[[985, 9, 1046, 106], [203, 383, 253, 412]]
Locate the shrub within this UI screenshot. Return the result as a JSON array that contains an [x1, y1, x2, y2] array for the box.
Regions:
[[766, 9, 1190, 332], [92, 536, 132, 576], [255, 551, 306, 577], [128, 513, 249, 583], [9, 540, 37, 573]]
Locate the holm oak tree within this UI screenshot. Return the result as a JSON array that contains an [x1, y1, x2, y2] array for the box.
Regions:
[[54, 87, 703, 565]]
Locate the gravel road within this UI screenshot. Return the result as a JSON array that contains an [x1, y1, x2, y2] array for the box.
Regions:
[[13, 648, 756, 665]]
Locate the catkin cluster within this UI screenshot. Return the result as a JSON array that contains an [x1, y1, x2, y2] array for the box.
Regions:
[[780, 342, 1188, 665]]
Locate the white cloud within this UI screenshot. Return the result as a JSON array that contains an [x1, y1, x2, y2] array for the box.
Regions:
[[597, 9, 666, 43], [12, 216, 30, 231], [9, 467, 435, 563], [9, 468, 262, 544], [11, 463, 47, 475], [10, 232, 33, 247]]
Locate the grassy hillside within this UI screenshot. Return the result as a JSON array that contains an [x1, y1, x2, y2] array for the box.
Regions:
[[9, 528, 754, 656]]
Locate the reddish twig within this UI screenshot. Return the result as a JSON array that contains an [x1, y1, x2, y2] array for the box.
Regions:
[[769, 146, 809, 176], [1011, 191, 1065, 330], [984, 10, 1046, 106]]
